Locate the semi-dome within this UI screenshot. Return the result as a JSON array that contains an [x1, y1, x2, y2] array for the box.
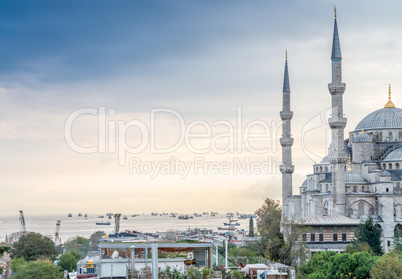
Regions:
[[355, 107, 402, 131], [380, 170, 391, 177], [383, 147, 402, 162], [319, 155, 330, 165], [353, 132, 372, 143], [345, 171, 366, 184]]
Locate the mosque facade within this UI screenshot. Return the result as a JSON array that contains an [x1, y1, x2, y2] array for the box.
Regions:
[[280, 13, 402, 253]]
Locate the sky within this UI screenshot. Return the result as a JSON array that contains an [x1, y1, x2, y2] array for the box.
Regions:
[[1, 0, 402, 215]]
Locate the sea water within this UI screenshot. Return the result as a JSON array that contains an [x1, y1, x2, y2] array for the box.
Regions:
[[0, 213, 250, 243]]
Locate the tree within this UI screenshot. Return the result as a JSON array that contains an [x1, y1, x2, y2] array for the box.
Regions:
[[58, 252, 80, 272], [64, 236, 90, 258], [254, 198, 308, 266], [11, 232, 58, 261], [298, 251, 377, 279], [354, 218, 382, 255], [10, 260, 64, 279], [89, 231, 105, 250], [370, 251, 402, 279], [249, 218, 254, 237], [345, 241, 374, 254], [10, 257, 26, 274]]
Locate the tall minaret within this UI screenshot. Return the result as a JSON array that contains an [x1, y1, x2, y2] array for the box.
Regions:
[[328, 8, 347, 216], [280, 51, 294, 219]]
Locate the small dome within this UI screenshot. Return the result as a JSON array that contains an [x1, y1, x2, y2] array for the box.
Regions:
[[353, 133, 372, 143], [380, 170, 391, 177], [383, 147, 402, 162], [345, 171, 366, 184], [301, 179, 307, 187], [355, 107, 402, 131]]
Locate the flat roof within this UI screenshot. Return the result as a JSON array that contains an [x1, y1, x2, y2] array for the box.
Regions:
[[99, 241, 213, 249]]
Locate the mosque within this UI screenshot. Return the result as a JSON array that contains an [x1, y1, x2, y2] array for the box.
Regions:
[[280, 12, 402, 253]]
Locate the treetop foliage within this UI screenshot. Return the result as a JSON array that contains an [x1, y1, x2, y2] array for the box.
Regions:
[[11, 232, 58, 261]]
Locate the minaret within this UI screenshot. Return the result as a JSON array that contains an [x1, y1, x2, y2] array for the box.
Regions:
[[280, 51, 294, 219], [328, 8, 347, 216]]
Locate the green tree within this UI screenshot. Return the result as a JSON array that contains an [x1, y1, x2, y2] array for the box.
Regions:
[[345, 241, 374, 254], [354, 218, 382, 255], [370, 251, 402, 279], [64, 236, 90, 258], [89, 231, 105, 250], [254, 198, 308, 266], [10, 260, 64, 279], [297, 251, 336, 279], [58, 252, 80, 272], [298, 251, 377, 279], [249, 218, 254, 237], [10, 257, 26, 274], [11, 232, 58, 261]]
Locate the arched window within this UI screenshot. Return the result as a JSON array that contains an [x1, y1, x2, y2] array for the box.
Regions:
[[369, 208, 374, 216], [326, 184, 329, 192], [397, 163, 400, 169], [320, 166, 323, 172], [325, 166, 328, 172], [397, 182, 401, 188], [399, 132, 402, 141], [383, 163, 386, 170], [347, 208, 353, 217], [394, 224, 402, 237], [389, 132, 393, 141], [353, 186, 357, 192], [379, 132, 383, 142], [358, 202, 364, 216], [362, 186, 365, 192], [389, 163, 393, 169]]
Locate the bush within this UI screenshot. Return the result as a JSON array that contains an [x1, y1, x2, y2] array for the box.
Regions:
[[370, 251, 402, 279]]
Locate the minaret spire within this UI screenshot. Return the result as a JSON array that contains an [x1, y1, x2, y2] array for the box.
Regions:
[[328, 11, 347, 216], [385, 84, 395, 108], [280, 50, 294, 219]]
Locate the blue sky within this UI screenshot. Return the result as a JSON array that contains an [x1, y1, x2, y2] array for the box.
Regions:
[[1, 0, 402, 215]]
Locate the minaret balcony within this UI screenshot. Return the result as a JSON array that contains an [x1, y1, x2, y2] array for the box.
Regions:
[[329, 153, 348, 164], [280, 111, 293, 120], [280, 138, 294, 147], [328, 83, 346, 94], [328, 117, 347, 129], [280, 164, 294, 174]]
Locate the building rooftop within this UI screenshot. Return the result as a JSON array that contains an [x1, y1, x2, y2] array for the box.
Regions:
[[300, 215, 361, 226]]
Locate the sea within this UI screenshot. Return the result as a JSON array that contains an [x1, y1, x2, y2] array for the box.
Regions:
[[0, 213, 251, 243]]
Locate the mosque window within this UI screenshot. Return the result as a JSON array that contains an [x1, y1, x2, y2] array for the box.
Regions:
[[395, 224, 402, 237], [386, 188, 389, 193], [399, 132, 402, 141], [389, 163, 393, 169], [310, 228, 316, 242], [388, 241, 391, 247], [333, 227, 338, 241], [379, 132, 383, 142], [358, 202, 364, 216], [383, 163, 386, 170], [396, 163, 400, 169], [342, 227, 347, 241], [320, 166, 322, 172], [389, 132, 393, 141], [325, 166, 328, 172], [353, 186, 357, 192], [319, 227, 324, 241], [397, 182, 401, 188], [362, 186, 365, 192]]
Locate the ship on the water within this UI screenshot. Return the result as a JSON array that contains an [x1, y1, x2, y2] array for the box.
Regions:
[[96, 221, 111, 225], [68, 213, 72, 217]]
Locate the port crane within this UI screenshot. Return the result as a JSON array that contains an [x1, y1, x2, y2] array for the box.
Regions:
[[19, 210, 26, 235]]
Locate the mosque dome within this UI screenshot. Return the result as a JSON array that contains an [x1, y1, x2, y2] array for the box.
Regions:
[[355, 107, 402, 132], [345, 171, 366, 184], [301, 179, 307, 187], [383, 147, 402, 162], [353, 132, 372, 143]]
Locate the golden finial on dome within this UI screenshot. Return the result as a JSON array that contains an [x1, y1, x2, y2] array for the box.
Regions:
[[285, 49, 287, 59], [362, 128, 364, 134], [347, 154, 352, 171], [334, 5, 337, 18], [384, 84, 395, 108]]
